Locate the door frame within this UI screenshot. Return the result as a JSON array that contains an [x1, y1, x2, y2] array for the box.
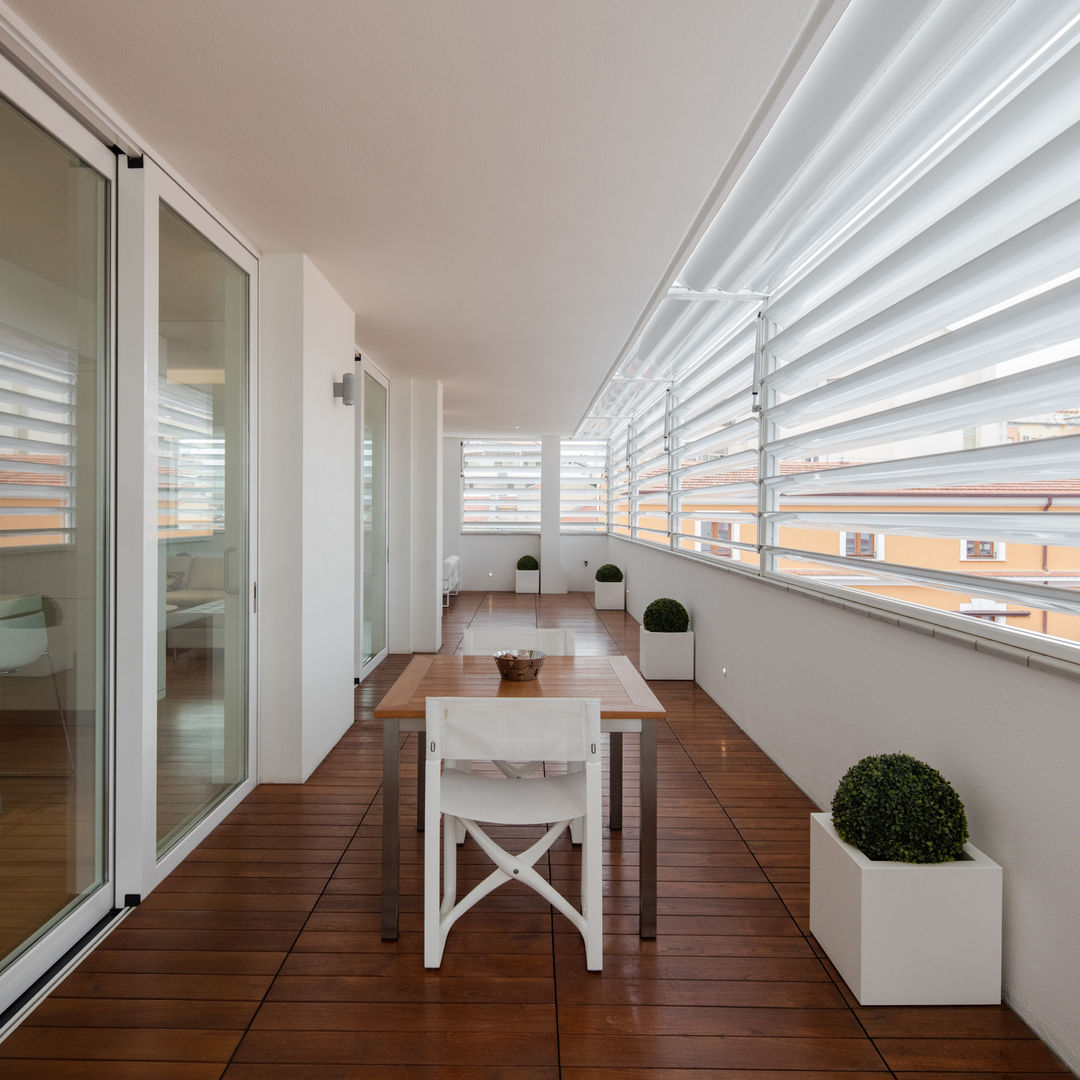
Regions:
[[114, 156, 260, 898], [0, 54, 118, 1011], [357, 356, 390, 681]]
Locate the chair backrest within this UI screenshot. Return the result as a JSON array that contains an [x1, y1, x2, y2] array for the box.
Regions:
[[0, 594, 49, 672], [461, 626, 575, 656], [426, 696, 600, 766]]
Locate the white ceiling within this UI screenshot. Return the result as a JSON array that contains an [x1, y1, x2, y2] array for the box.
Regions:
[[11, 0, 834, 435]]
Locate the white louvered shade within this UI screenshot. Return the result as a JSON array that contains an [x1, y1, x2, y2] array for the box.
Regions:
[[577, 0, 1080, 654], [461, 439, 542, 532]]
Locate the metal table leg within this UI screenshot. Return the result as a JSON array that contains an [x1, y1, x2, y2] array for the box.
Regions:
[[639, 718, 657, 939], [609, 731, 623, 831]]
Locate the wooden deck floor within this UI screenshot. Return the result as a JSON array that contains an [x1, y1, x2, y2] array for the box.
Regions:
[[0, 591, 1068, 1078]]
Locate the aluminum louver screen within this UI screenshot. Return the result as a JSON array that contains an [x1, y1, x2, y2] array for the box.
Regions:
[[560, 440, 607, 532], [592, 0, 1080, 650], [461, 439, 542, 532]]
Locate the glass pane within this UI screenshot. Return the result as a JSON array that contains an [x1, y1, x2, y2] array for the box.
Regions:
[[0, 94, 108, 970], [362, 372, 387, 665], [157, 205, 248, 854]]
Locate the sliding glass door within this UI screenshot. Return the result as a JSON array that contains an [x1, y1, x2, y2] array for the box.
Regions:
[[0, 82, 112, 989], [360, 366, 388, 671], [155, 201, 250, 856]]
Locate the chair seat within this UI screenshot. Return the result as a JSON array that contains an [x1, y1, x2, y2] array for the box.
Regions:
[[441, 768, 587, 825]]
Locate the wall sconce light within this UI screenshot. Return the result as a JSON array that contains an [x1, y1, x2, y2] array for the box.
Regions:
[[333, 371, 355, 405]]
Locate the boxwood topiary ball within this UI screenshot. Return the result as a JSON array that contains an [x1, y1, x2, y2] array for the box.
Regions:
[[642, 597, 689, 633], [831, 752, 968, 863], [516, 555, 539, 571], [595, 563, 623, 582]]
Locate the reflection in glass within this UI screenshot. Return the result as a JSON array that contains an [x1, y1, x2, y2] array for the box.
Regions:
[[0, 95, 108, 971], [157, 206, 248, 854], [362, 373, 387, 665]]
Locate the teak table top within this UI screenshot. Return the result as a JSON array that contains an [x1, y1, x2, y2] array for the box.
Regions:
[[373, 653, 666, 721]]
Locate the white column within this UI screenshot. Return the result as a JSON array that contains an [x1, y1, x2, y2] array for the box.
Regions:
[[540, 435, 567, 593], [258, 255, 356, 782], [388, 377, 443, 653]]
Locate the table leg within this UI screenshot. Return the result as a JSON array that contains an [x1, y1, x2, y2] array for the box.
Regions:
[[639, 718, 657, 939], [416, 733, 425, 831], [381, 718, 400, 940], [609, 731, 623, 831]]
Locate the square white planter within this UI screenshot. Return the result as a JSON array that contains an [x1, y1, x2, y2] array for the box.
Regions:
[[515, 569, 539, 594], [638, 627, 694, 680], [594, 579, 625, 610], [809, 812, 1002, 1005]]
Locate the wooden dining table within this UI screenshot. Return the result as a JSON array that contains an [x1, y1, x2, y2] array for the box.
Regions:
[[373, 653, 666, 941]]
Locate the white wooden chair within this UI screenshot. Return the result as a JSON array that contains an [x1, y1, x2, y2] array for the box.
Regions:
[[459, 625, 581, 836], [460, 626, 575, 656], [424, 696, 603, 971]]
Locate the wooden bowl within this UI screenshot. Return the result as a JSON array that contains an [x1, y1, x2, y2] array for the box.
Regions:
[[493, 649, 546, 681]]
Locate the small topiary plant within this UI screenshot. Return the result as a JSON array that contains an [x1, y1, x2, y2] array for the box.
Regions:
[[831, 752, 969, 863], [516, 554, 539, 571], [595, 563, 623, 583], [642, 597, 689, 633]]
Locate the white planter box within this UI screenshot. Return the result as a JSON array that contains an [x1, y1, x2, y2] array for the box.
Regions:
[[515, 569, 539, 594], [594, 579, 625, 610], [638, 627, 694, 680], [809, 812, 1002, 1005]]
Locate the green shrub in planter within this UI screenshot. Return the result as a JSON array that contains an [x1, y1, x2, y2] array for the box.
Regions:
[[595, 564, 623, 583], [831, 752, 969, 863], [642, 597, 689, 633], [516, 555, 539, 571]]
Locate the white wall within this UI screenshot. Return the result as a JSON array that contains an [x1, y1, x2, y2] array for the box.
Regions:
[[609, 535, 1080, 1072], [559, 534, 613, 591], [258, 254, 356, 782]]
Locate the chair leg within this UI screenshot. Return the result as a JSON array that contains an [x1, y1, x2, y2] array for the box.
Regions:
[[442, 812, 458, 918], [424, 764, 446, 968], [568, 760, 584, 844], [45, 654, 73, 773]]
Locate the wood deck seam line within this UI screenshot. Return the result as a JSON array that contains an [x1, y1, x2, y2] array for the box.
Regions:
[[662, 701, 899, 1078], [215, 705, 389, 1079]]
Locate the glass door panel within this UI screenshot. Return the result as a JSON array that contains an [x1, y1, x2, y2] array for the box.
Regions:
[[0, 93, 108, 971], [156, 205, 248, 855], [361, 372, 387, 665]]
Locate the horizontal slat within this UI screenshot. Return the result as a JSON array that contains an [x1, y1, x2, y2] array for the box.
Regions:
[[671, 389, 753, 442], [766, 116, 1080, 369], [766, 47, 1080, 332], [673, 482, 758, 502], [674, 417, 759, 464], [0, 485, 73, 499], [768, 199, 1080, 396], [768, 545, 1080, 616], [672, 448, 758, 482], [765, 354, 1080, 457], [767, 433, 1080, 493], [672, 531, 758, 554], [770, 510, 1080, 546], [770, 276, 1080, 429]]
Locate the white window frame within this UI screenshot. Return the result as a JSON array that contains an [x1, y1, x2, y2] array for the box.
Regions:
[[961, 539, 1007, 561], [841, 531, 885, 560]]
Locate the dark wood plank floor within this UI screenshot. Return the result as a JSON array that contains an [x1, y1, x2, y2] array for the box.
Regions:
[[0, 591, 1068, 1078]]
